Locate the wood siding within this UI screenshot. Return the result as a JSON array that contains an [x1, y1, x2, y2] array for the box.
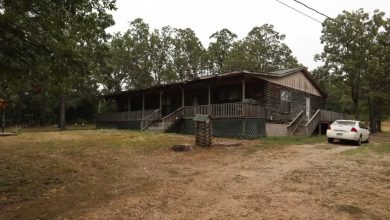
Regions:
[[260, 71, 322, 96]]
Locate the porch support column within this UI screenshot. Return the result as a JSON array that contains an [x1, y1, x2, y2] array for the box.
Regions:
[[242, 79, 246, 117], [142, 94, 145, 118], [181, 87, 185, 107], [128, 97, 131, 111], [208, 84, 211, 105], [241, 79, 246, 102], [208, 84, 211, 115], [159, 91, 163, 112]]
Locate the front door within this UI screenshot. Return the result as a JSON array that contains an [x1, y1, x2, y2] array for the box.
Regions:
[[306, 97, 311, 120]]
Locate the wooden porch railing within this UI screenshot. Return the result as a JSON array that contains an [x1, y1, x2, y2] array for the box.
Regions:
[[140, 109, 161, 131], [305, 109, 321, 136], [183, 103, 265, 118], [320, 110, 345, 122], [287, 110, 304, 136], [161, 107, 184, 130]]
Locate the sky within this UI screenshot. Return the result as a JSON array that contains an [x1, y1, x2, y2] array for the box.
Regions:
[[107, 0, 390, 70]]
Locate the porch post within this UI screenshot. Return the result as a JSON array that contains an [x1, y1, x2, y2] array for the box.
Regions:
[[128, 97, 131, 111], [181, 87, 185, 107], [208, 84, 211, 115], [159, 91, 163, 113], [127, 97, 131, 121], [242, 79, 246, 117], [208, 84, 211, 105], [142, 94, 145, 118], [241, 79, 246, 102]]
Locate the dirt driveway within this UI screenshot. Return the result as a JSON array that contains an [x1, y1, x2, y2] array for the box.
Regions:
[[78, 139, 390, 219]]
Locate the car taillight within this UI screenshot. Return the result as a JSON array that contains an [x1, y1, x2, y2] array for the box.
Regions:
[[351, 127, 357, 132]]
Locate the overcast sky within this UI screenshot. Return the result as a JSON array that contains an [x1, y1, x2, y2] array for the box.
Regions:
[[107, 0, 390, 70]]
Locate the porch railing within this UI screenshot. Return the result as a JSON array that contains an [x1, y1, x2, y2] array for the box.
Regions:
[[161, 107, 184, 130], [183, 103, 265, 118], [140, 109, 161, 131], [97, 109, 157, 122], [320, 110, 345, 122], [287, 110, 304, 136], [305, 109, 321, 136]]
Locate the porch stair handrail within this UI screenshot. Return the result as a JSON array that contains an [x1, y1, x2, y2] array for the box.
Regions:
[[305, 109, 321, 136], [140, 109, 161, 131], [161, 107, 184, 130], [287, 110, 304, 136]]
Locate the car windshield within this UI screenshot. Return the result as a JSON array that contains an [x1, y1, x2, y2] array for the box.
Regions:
[[333, 121, 356, 126]]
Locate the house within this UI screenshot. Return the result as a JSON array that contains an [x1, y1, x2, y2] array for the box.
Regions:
[[97, 67, 345, 138]]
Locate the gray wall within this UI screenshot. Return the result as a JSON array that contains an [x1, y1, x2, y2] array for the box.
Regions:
[[265, 82, 325, 123]]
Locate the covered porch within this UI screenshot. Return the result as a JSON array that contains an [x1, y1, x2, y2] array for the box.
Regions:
[[97, 75, 266, 130]]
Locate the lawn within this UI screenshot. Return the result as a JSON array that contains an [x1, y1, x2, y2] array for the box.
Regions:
[[0, 128, 389, 219]]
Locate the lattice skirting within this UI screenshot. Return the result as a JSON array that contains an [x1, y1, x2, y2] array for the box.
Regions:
[[174, 118, 266, 139]]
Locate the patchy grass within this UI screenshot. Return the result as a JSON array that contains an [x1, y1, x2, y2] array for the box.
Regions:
[[256, 135, 325, 147], [4, 125, 96, 133], [337, 204, 364, 214], [0, 130, 190, 219], [342, 130, 390, 156]]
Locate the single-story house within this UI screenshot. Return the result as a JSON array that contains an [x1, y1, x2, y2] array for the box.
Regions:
[[97, 67, 345, 138]]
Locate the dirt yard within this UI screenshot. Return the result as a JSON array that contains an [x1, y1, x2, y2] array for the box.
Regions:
[[0, 129, 389, 219]]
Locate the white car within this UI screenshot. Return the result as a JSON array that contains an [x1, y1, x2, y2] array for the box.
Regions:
[[326, 120, 370, 146]]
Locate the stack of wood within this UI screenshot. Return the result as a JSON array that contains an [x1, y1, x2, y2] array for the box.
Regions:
[[194, 114, 212, 147]]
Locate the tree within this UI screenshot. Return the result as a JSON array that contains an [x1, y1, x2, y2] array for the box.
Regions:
[[122, 18, 154, 89], [224, 24, 299, 72], [207, 28, 237, 73], [317, 9, 390, 132], [172, 28, 206, 81], [149, 26, 176, 84], [316, 9, 372, 120], [0, 0, 116, 130]]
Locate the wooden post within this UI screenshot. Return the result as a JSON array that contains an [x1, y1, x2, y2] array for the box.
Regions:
[[242, 79, 246, 102], [159, 91, 163, 115], [242, 80, 246, 116], [142, 94, 145, 118], [181, 87, 185, 107], [208, 84, 211, 105], [208, 84, 211, 115], [318, 122, 322, 136], [128, 97, 131, 111]]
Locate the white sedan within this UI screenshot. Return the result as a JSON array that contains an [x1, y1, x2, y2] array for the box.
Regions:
[[326, 120, 370, 146]]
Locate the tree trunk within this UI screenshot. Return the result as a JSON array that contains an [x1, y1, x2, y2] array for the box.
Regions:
[[59, 94, 66, 131]]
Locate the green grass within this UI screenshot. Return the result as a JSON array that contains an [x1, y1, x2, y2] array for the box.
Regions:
[[0, 130, 190, 219]]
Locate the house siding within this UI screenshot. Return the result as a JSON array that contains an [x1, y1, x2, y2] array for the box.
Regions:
[[265, 82, 324, 123]]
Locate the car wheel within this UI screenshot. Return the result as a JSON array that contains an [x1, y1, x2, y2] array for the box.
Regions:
[[328, 138, 333, 143], [356, 136, 362, 146]]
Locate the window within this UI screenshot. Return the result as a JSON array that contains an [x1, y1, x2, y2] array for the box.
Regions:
[[280, 90, 291, 113]]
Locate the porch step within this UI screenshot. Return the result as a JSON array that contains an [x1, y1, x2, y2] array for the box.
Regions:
[[291, 119, 308, 136]]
